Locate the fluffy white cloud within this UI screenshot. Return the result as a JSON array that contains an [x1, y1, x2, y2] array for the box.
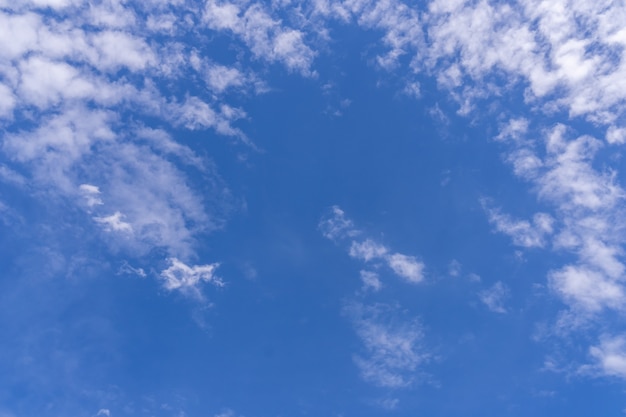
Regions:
[[549, 266, 625, 313], [160, 258, 223, 299], [494, 122, 626, 323], [386, 253, 424, 283], [606, 126, 626, 145], [590, 335, 626, 380], [203, 0, 316, 75], [349, 239, 389, 261], [423, 0, 626, 126]]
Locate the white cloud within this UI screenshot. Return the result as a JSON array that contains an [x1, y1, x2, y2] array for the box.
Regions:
[[539, 126, 622, 212], [345, 301, 428, 388], [321, 206, 426, 284], [360, 270, 382, 292], [79, 184, 103, 207], [318, 205, 358, 240], [386, 253, 424, 283], [3, 107, 116, 190], [549, 266, 625, 313], [203, 1, 316, 75], [493, 122, 626, 323], [606, 126, 626, 145], [590, 335, 626, 380], [349, 239, 388, 261], [312, 0, 424, 70], [96, 409, 111, 417], [94, 211, 133, 233], [89, 30, 156, 71], [478, 281, 509, 314], [485, 205, 554, 248], [160, 258, 223, 300], [423, 0, 626, 124], [206, 64, 246, 93]]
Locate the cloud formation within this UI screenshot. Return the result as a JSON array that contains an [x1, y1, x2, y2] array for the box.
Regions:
[[160, 258, 223, 300], [344, 301, 428, 388], [479, 281, 510, 314], [320, 206, 425, 284]]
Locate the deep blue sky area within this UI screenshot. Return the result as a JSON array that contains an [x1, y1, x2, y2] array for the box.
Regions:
[[2, 1, 626, 417]]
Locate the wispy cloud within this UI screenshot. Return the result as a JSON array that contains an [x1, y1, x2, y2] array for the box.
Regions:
[[479, 281, 510, 314], [318, 205, 359, 240], [349, 239, 388, 262], [360, 270, 382, 292], [203, 0, 316, 75], [93, 211, 133, 233], [160, 258, 223, 300], [320, 206, 425, 284], [484, 203, 554, 248], [344, 301, 428, 388]]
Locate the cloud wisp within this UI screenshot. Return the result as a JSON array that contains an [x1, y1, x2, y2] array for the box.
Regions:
[[344, 301, 429, 388], [320, 206, 425, 284]]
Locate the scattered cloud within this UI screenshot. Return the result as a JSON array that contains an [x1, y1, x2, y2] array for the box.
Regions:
[[349, 239, 389, 262], [360, 270, 382, 292], [484, 204, 554, 248], [318, 205, 359, 240], [590, 335, 626, 380], [117, 261, 147, 278], [344, 301, 428, 388], [494, 121, 626, 324], [160, 258, 223, 300], [203, 0, 316, 75], [79, 184, 103, 208], [321, 206, 425, 284], [479, 281, 509, 314], [490, 118, 626, 379], [94, 212, 133, 233]]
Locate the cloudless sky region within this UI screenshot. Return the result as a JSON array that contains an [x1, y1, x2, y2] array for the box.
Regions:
[[2, 1, 626, 416]]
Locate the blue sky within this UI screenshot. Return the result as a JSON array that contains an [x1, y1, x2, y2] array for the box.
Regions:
[[2, 0, 626, 416]]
